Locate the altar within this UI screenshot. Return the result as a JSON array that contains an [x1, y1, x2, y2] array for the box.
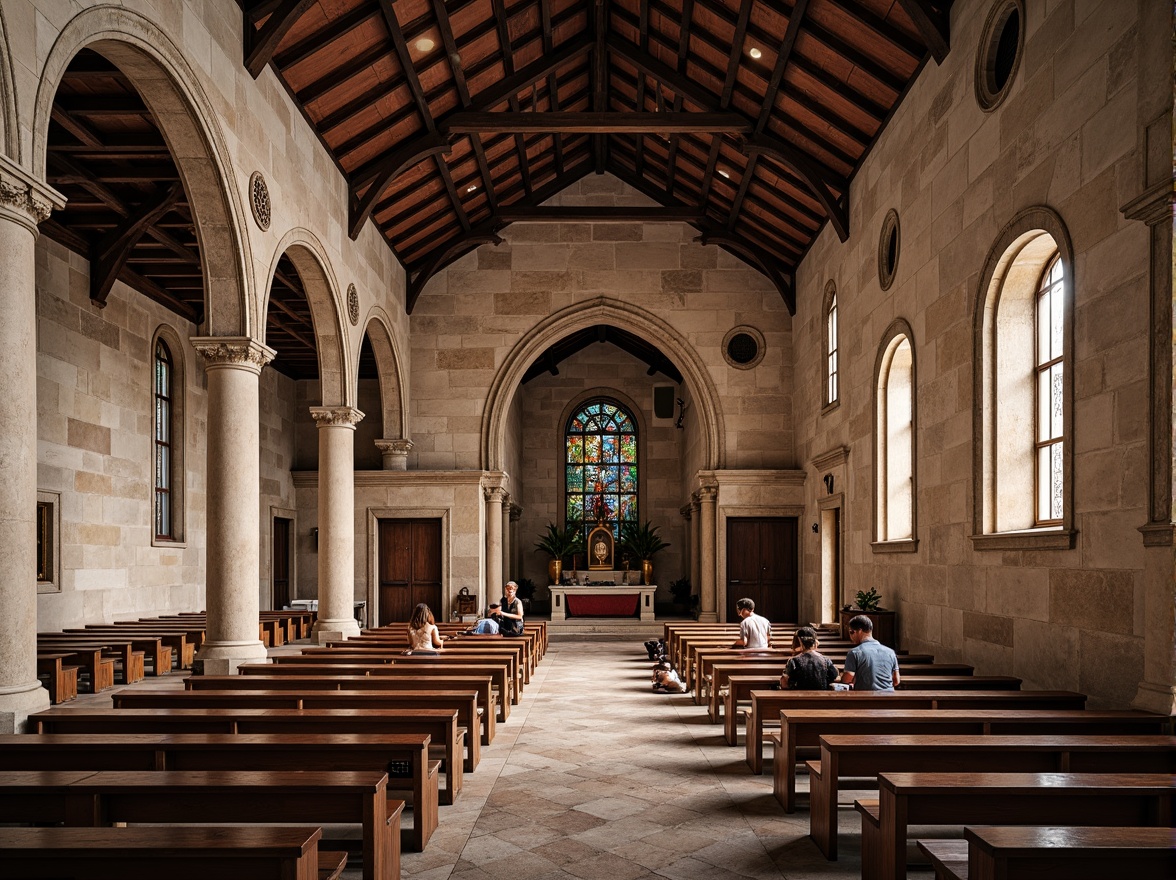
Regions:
[[549, 584, 657, 622]]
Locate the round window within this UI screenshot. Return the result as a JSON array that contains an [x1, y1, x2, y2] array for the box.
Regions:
[[722, 326, 766, 370], [878, 209, 900, 291], [975, 0, 1024, 112]]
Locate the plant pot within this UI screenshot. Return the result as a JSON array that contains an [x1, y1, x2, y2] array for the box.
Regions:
[[641, 559, 653, 585], [548, 559, 562, 585]]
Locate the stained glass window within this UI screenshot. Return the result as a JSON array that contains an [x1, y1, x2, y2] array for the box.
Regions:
[[154, 340, 173, 540], [1035, 256, 1064, 524], [565, 399, 637, 541]]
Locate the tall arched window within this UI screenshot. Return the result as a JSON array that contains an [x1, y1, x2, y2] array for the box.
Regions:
[[824, 282, 839, 409], [154, 339, 173, 540], [565, 399, 638, 540], [973, 208, 1074, 550], [873, 321, 917, 550]]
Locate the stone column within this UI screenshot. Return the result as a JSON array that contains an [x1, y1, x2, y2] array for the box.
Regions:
[[484, 482, 507, 606], [311, 406, 364, 644], [698, 482, 719, 622], [509, 504, 522, 583], [0, 159, 64, 732], [375, 438, 412, 470], [689, 499, 701, 605], [191, 337, 276, 674], [501, 493, 511, 585]]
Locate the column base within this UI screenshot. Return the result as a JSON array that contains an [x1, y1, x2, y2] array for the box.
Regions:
[[1131, 680, 1176, 717], [312, 617, 362, 644], [193, 640, 268, 676], [0, 681, 52, 733], [697, 611, 719, 623]]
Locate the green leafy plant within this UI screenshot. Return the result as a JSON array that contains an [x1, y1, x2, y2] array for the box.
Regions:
[[619, 520, 671, 560], [854, 587, 882, 612], [533, 523, 584, 562]]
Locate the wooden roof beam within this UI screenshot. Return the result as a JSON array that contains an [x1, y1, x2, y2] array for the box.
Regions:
[[592, 0, 609, 173], [406, 223, 506, 313], [742, 133, 849, 242], [90, 182, 183, 308], [243, 0, 316, 79], [440, 111, 751, 135], [348, 133, 452, 240], [497, 206, 703, 222], [695, 228, 795, 313], [896, 0, 951, 63]]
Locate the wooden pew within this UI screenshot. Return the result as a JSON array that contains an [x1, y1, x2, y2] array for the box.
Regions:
[[31, 707, 466, 805], [188, 674, 497, 745], [770, 708, 1173, 813], [286, 650, 522, 703], [917, 826, 1175, 880], [95, 623, 198, 668], [855, 772, 1174, 880], [808, 734, 1176, 859], [0, 770, 401, 880], [0, 826, 347, 880], [110, 689, 482, 772], [309, 644, 527, 687], [59, 629, 172, 676], [339, 636, 534, 684], [34, 643, 115, 693], [36, 653, 78, 704], [738, 690, 1088, 772], [0, 732, 439, 853]]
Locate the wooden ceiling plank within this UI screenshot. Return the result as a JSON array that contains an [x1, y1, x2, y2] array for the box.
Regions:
[[116, 265, 201, 323], [348, 132, 452, 240], [633, 0, 650, 178], [489, 0, 533, 196], [90, 181, 183, 307], [804, 20, 907, 94], [540, 0, 567, 175], [379, 1, 437, 132], [743, 132, 848, 241], [243, 0, 317, 79], [497, 205, 703, 222], [665, 0, 694, 198], [274, 4, 380, 70], [295, 43, 387, 106], [896, 0, 950, 63], [755, 0, 809, 134], [435, 155, 472, 232], [265, 309, 317, 350], [719, 0, 754, 110], [440, 110, 750, 133]]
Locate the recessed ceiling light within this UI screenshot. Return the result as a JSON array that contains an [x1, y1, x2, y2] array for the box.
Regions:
[[718, 169, 731, 179], [748, 47, 762, 60], [414, 37, 435, 53], [466, 184, 477, 193]]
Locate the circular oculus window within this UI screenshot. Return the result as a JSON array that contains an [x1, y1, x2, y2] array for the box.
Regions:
[[975, 0, 1024, 112], [722, 326, 765, 370], [878, 208, 900, 291]]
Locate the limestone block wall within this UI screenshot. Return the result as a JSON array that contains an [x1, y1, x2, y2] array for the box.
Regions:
[[257, 367, 295, 608], [514, 345, 689, 602], [35, 236, 206, 628], [354, 377, 384, 470], [791, 0, 1164, 708]]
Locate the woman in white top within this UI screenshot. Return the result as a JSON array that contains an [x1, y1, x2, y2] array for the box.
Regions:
[[407, 603, 444, 653]]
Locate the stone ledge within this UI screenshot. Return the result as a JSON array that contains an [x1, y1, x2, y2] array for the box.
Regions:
[[871, 538, 919, 554], [969, 529, 1077, 551]]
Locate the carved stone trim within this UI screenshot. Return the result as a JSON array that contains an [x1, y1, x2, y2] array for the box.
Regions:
[[249, 171, 271, 231], [375, 438, 413, 470], [1121, 182, 1174, 226], [309, 406, 364, 428], [811, 445, 851, 470], [347, 283, 360, 325], [508, 503, 522, 521], [0, 156, 65, 230], [969, 529, 1077, 551], [191, 337, 276, 373], [1138, 523, 1175, 547]]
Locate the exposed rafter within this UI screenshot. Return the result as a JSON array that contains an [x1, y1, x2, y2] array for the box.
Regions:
[[440, 111, 751, 135], [406, 223, 506, 314], [243, 0, 317, 78], [497, 206, 703, 223], [696, 229, 796, 313], [348, 134, 452, 240], [90, 182, 184, 307], [897, 0, 951, 64], [742, 133, 849, 242]]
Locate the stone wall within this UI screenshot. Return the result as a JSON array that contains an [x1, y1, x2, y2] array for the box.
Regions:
[[791, 0, 1165, 708], [257, 366, 295, 607]]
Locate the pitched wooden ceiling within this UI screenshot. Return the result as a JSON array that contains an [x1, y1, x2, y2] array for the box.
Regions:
[[245, 0, 951, 314]]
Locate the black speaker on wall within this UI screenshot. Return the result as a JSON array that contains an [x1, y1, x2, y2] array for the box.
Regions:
[[652, 386, 676, 420]]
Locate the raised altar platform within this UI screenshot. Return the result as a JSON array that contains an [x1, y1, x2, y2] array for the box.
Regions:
[[549, 584, 657, 622]]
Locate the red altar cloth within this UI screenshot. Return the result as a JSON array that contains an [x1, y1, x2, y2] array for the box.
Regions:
[[565, 594, 639, 617]]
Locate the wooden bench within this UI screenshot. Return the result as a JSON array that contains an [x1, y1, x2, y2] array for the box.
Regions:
[[739, 689, 1088, 772], [188, 674, 497, 744], [36, 653, 79, 704], [855, 772, 1175, 880], [0, 769, 402, 880], [335, 638, 533, 684], [59, 629, 172, 676], [31, 707, 466, 805], [916, 825, 1175, 880], [769, 708, 1173, 814], [110, 689, 483, 773], [34, 643, 116, 692], [0, 826, 347, 880], [0, 731, 439, 853], [303, 646, 524, 690], [808, 734, 1175, 859]]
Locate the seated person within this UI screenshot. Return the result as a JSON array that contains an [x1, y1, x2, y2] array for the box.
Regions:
[[406, 602, 444, 654], [653, 662, 686, 693], [779, 626, 837, 690], [467, 604, 500, 635], [732, 597, 772, 649], [841, 614, 900, 691], [493, 581, 525, 637]]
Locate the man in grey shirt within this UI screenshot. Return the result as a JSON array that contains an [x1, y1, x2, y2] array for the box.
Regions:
[[840, 615, 900, 691]]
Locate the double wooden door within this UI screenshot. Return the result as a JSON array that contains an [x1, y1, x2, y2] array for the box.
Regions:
[[378, 518, 442, 624], [725, 517, 798, 623], [272, 517, 291, 610]]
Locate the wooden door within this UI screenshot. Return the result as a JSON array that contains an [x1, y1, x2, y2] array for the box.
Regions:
[[378, 519, 442, 624], [725, 517, 798, 623], [272, 517, 291, 610]]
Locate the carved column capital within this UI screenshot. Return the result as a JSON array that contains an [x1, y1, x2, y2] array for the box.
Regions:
[[509, 503, 523, 521], [680, 503, 693, 520], [699, 484, 719, 502], [484, 485, 509, 504], [1120, 182, 1175, 227], [375, 438, 413, 470], [310, 406, 364, 429], [191, 337, 276, 374], [0, 156, 65, 234]]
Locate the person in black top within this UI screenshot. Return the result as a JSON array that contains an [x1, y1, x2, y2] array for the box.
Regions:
[[493, 581, 525, 637], [779, 626, 837, 690]]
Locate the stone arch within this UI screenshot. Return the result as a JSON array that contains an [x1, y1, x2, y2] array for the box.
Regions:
[[361, 310, 409, 439], [483, 296, 725, 471], [0, 4, 18, 162], [262, 229, 350, 408], [32, 6, 252, 337]]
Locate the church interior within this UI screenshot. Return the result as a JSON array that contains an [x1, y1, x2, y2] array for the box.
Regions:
[[0, 0, 1172, 876]]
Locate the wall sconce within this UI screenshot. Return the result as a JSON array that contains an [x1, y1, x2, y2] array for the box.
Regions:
[[675, 397, 689, 429], [823, 473, 834, 495], [811, 522, 819, 533], [310, 527, 318, 552]]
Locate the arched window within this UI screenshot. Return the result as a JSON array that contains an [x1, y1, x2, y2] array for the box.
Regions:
[[973, 208, 1074, 549], [152, 328, 185, 544], [873, 321, 917, 550], [565, 399, 638, 540], [824, 282, 839, 409]]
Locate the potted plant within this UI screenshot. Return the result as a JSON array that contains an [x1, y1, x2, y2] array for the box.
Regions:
[[534, 523, 584, 585], [669, 576, 692, 613], [619, 520, 670, 585], [854, 587, 882, 611]]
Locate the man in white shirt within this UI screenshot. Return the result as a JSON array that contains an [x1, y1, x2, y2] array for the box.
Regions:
[[732, 597, 772, 649]]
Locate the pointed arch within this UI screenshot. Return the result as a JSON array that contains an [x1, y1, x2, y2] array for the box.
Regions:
[[262, 228, 351, 407], [0, 4, 18, 162], [32, 6, 253, 337], [482, 297, 725, 471], [361, 310, 409, 439]]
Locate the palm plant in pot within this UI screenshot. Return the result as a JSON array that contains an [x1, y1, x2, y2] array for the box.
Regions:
[[619, 520, 670, 585], [534, 523, 584, 585]]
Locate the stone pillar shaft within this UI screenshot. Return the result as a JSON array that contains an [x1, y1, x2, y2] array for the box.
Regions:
[[0, 161, 62, 731], [688, 500, 701, 612], [191, 337, 274, 674], [698, 484, 718, 623], [313, 407, 364, 643], [501, 495, 511, 585], [484, 485, 507, 606]]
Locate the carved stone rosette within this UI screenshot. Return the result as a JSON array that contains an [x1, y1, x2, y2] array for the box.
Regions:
[[375, 438, 413, 470], [191, 337, 277, 374], [310, 406, 364, 429], [0, 157, 65, 233]]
